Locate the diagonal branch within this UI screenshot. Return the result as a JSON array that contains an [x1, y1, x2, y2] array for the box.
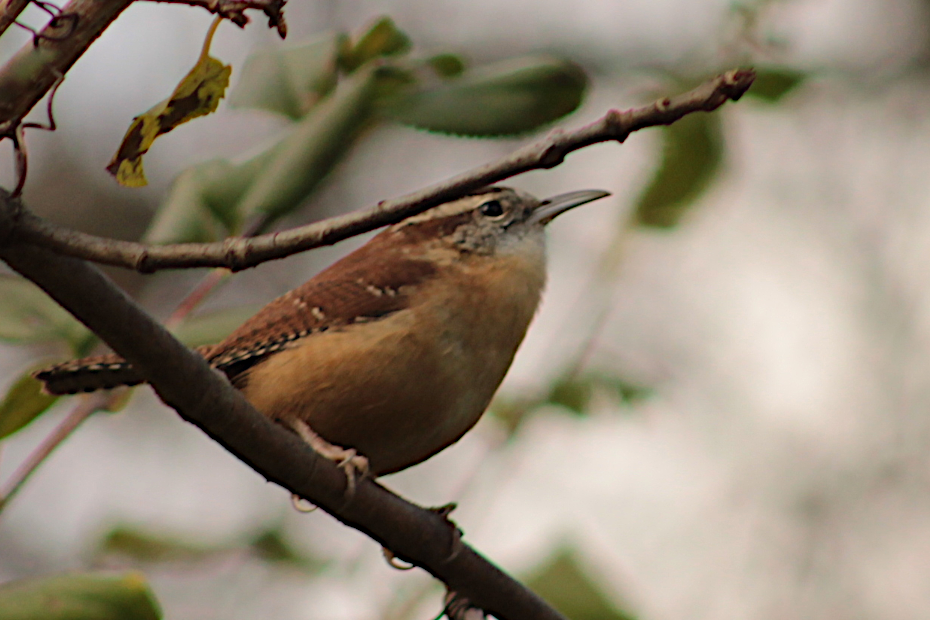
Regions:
[[0, 0, 33, 38], [12, 68, 756, 273], [0, 190, 568, 620]]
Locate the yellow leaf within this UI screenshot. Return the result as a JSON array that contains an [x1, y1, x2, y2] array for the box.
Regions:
[[107, 18, 231, 187]]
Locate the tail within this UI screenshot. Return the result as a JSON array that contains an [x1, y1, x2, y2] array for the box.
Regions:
[[34, 345, 216, 395], [34, 354, 145, 395]]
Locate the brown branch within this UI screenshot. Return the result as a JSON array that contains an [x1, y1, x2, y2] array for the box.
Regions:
[[0, 0, 135, 127], [144, 0, 286, 37], [0, 190, 568, 620], [0, 0, 33, 38], [13, 68, 756, 273]]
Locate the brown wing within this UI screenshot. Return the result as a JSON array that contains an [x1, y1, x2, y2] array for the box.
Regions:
[[35, 228, 440, 395], [201, 236, 439, 382]]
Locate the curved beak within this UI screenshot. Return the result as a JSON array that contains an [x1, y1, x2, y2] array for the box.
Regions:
[[529, 189, 612, 225]]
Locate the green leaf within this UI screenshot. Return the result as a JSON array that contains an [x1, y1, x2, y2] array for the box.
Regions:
[[142, 160, 233, 244], [99, 527, 214, 563], [634, 111, 724, 228], [340, 17, 411, 72], [425, 53, 466, 78], [234, 64, 381, 221], [379, 56, 588, 136], [526, 549, 637, 620], [97, 524, 322, 571], [228, 33, 341, 119], [0, 276, 90, 351], [0, 572, 162, 620], [747, 68, 806, 103], [546, 376, 593, 415], [247, 527, 323, 570], [545, 374, 652, 415], [0, 368, 59, 440], [601, 376, 652, 404], [170, 305, 261, 349]]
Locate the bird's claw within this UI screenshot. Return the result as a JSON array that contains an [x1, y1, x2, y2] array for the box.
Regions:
[[288, 419, 370, 499], [336, 449, 370, 497]]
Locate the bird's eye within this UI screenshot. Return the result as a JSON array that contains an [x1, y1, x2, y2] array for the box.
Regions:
[[479, 199, 505, 218]]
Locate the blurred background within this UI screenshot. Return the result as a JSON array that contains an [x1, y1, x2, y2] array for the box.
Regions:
[[3, 0, 930, 619]]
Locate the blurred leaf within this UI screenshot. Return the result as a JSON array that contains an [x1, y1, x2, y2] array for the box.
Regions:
[[493, 373, 651, 435], [97, 524, 321, 571], [0, 276, 91, 351], [426, 53, 466, 78], [170, 305, 261, 349], [526, 549, 636, 620], [0, 571, 162, 620], [234, 64, 380, 221], [601, 376, 652, 404], [247, 527, 323, 570], [546, 373, 652, 415], [489, 399, 532, 437], [142, 160, 233, 244], [153, 63, 380, 233], [546, 376, 593, 415], [747, 68, 806, 102], [229, 33, 341, 119], [107, 22, 231, 187], [0, 368, 59, 440], [634, 111, 723, 228], [99, 527, 214, 563], [340, 17, 411, 72], [370, 64, 417, 101], [379, 56, 587, 136]]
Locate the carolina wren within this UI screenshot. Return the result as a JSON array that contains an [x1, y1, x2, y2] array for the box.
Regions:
[[35, 187, 610, 478]]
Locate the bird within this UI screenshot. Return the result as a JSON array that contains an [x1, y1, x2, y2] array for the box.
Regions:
[[34, 187, 610, 482]]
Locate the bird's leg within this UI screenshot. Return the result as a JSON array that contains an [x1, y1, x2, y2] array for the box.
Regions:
[[287, 419, 370, 497]]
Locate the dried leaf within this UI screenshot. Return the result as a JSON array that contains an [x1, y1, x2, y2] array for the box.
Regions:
[[107, 19, 231, 187]]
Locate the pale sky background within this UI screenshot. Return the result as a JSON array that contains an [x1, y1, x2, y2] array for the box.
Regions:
[[3, 1, 930, 619]]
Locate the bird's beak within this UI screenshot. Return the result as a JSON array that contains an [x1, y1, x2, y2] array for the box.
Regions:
[[529, 190, 612, 225]]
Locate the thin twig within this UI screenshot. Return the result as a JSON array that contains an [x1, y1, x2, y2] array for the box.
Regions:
[[0, 391, 109, 513], [0, 0, 134, 126], [144, 0, 286, 36], [0, 0, 33, 37], [11, 69, 756, 273]]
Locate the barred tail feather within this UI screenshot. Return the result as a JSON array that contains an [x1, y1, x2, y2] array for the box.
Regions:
[[34, 345, 219, 395], [33, 354, 145, 395]]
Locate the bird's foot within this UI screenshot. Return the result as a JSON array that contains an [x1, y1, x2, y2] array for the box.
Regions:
[[430, 503, 464, 562], [444, 590, 486, 620], [289, 419, 370, 497]]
